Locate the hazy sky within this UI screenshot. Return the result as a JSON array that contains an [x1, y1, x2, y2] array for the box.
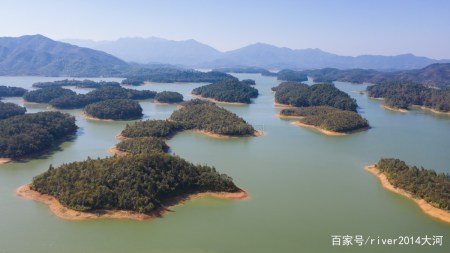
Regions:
[[1, 0, 450, 59]]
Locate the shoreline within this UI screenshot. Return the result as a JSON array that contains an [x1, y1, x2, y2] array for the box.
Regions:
[[107, 146, 128, 156], [291, 122, 347, 136], [182, 129, 265, 139], [79, 113, 142, 122], [273, 102, 296, 109], [0, 158, 12, 165], [381, 104, 408, 113], [364, 165, 450, 224], [153, 101, 181, 106], [275, 112, 305, 120], [16, 184, 248, 221], [189, 94, 249, 105], [411, 105, 450, 116]]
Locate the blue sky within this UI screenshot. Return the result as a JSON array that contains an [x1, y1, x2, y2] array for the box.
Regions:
[[1, 0, 450, 59]]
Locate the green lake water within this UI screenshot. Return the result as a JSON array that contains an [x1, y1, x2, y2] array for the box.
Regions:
[[0, 74, 449, 253]]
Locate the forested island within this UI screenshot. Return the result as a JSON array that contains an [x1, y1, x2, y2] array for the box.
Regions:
[[121, 68, 236, 85], [115, 137, 169, 154], [49, 86, 156, 109], [121, 102, 260, 139], [276, 69, 308, 82], [0, 112, 77, 162], [23, 87, 76, 103], [212, 67, 276, 76], [191, 79, 259, 104], [273, 82, 358, 111], [367, 82, 450, 113], [365, 159, 450, 223], [0, 85, 27, 97], [18, 151, 247, 220], [83, 99, 143, 120], [33, 79, 121, 89], [241, 79, 256, 85], [154, 91, 184, 103], [280, 106, 369, 134], [0, 101, 26, 120]]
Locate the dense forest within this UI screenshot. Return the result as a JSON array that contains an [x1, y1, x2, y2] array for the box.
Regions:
[[0, 85, 27, 97], [241, 79, 256, 85], [121, 68, 237, 85], [367, 82, 450, 112], [122, 103, 257, 138], [31, 152, 239, 213], [0, 101, 27, 120], [273, 82, 358, 111], [33, 79, 121, 89], [276, 69, 308, 82], [0, 112, 77, 159], [192, 79, 259, 103], [84, 99, 143, 120], [121, 120, 185, 138], [297, 108, 369, 133], [212, 67, 276, 76], [23, 87, 76, 103], [116, 137, 169, 154], [154, 91, 184, 103], [169, 103, 256, 136], [180, 98, 214, 107], [298, 63, 450, 87], [49, 86, 156, 109], [376, 158, 450, 210]]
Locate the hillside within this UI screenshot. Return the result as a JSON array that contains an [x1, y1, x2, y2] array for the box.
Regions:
[[0, 35, 129, 76]]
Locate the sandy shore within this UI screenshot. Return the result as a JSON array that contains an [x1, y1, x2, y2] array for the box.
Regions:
[[364, 165, 450, 224], [153, 101, 180, 105], [291, 122, 347, 136], [189, 94, 249, 105], [17, 184, 248, 221], [275, 112, 305, 120], [184, 129, 264, 139], [107, 147, 128, 156], [273, 102, 296, 108], [411, 105, 450, 116], [0, 158, 12, 165], [79, 113, 115, 122], [381, 105, 408, 113]]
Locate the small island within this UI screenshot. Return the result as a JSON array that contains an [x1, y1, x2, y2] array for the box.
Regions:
[[121, 68, 236, 85], [0, 101, 26, 120], [0, 85, 27, 97], [83, 99, 143, 121], [32, 79, 121, 89], [112, 136, 169, 155], [276, 69, 308, 82], [367, 82, 450, 114], [279, 106, 369, 135], [18, 152, 247, 221], [120, 102, 261, 139], [23, 87, 76, 103], [49, 86, 156, 109], [0, 111, 77, 162], [154, 91, 184, 104], [365, 158, 450, 224], [191, 79, 259, 104]]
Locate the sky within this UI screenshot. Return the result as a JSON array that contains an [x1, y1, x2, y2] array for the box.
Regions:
[[1, 0, 450, 59]]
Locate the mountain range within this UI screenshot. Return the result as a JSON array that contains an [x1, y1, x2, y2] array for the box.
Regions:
[[64, 37, 450, 70], [0, 35, 128, 76]]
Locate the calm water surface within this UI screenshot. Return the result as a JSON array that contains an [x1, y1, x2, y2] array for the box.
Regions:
[[0, 75, 449, 253]]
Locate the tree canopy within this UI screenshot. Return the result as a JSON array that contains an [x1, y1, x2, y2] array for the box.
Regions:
[[33, 79, 121, 89], [0, 101, 27, 120], [116, 137, 169, 154], [192, 79, 259, 103], [0, 111, 77, 159], [277, 69, 308, 82], [376, 158, 450, 210], [23, 87, 76, 103], [121, 120, 184, 138], [31, 152, 239, 213], [122, 68, 237, 85], [367, 81, 450, 112], [273, 82, 358, 111], [49, 86, 156, 109], [154, 91, 184, 103], [0, 85, 27, 97], [84, 99, 143, 120]]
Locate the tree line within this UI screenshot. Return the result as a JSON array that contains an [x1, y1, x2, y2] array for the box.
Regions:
[[84, 99, 143, 120], [0, 101, 27, 120], [154, 91, 184, 103], [116, 137, 169, 154], [0, 111, 77, 159], [0, 85, 27, 97], [32, 79, 121, 88], [376, 158, 449, 210], [192, 79, 259, 103]]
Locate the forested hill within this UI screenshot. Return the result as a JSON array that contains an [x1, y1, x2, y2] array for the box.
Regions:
[[0, 35, 129, 77], [300, 63, 450, 87]]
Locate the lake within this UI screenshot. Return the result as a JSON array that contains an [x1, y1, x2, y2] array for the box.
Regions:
[[0, 74, 449, 253]]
